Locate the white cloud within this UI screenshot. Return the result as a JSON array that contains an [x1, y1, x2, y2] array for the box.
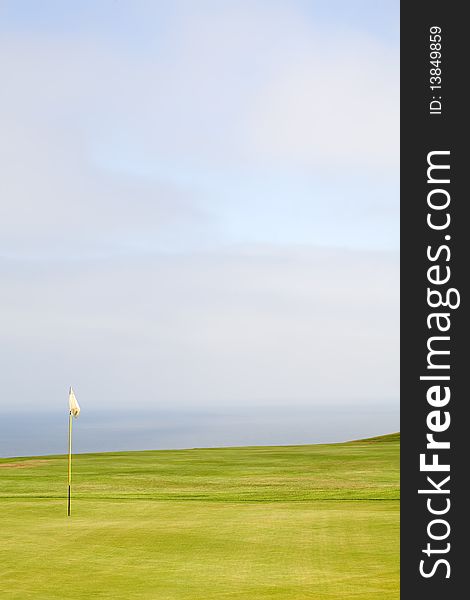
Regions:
[[0, 3, 398, 256], [0, 246, 398, 411], [247, 39, 398, 167], [0, 3, 399, 420]]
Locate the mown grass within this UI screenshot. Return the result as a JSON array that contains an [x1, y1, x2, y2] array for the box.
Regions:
[[0, 434, 399, 599]]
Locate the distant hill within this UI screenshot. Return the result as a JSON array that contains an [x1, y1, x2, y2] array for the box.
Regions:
[[345, 432, 400, 444]]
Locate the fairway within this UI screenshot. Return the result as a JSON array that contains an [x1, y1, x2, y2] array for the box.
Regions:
[[0, 434, 399, 599]]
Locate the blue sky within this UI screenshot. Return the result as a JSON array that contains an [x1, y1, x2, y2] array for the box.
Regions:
[[0, 1, 399, 40], [0, 1, 399, 455]]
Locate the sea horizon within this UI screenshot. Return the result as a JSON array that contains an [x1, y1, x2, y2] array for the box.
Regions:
[[0, 402, 398, 458]]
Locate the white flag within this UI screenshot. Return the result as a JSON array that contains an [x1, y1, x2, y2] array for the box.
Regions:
[[69, 387, 80, 418]]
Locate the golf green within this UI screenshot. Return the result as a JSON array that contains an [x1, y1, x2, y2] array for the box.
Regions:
[[0, 433, 399, 599]]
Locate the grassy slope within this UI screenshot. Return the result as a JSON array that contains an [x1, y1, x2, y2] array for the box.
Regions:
[[0, 434, 399, 599]]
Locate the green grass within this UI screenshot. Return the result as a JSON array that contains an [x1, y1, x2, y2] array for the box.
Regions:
[[0, 434, 399, 599]]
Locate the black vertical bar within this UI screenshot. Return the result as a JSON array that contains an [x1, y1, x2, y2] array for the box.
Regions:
[[401, 2, 466, 598], [68, 484, 71, 517]]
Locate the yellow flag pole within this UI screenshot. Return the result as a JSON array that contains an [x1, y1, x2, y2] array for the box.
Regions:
[[67, 411, 72, 516]]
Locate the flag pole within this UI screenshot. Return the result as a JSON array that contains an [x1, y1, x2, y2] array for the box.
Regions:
[[67, 386, 80, 516], [67, 410, 72, 516]]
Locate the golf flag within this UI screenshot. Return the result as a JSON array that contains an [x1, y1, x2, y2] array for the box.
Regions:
[[67, 386, 80, 516], [69, 387, 80, 417]]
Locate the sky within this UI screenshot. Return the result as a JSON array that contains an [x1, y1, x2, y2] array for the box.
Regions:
[[0, 1, 399, 456]]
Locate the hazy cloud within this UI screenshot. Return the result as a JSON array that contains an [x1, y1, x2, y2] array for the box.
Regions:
[[0, 1, 399, 452]]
